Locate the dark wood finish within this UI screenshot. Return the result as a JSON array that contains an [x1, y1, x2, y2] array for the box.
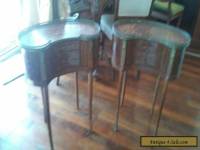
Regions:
[[114, 70, 127, 131], [120, 70, 127, 106], [75, 72, 80, 110], [90, 0, 107, 21], [191, 8, 200, 50], [88, 71, 93, 131], [19, 19, 100, 150]]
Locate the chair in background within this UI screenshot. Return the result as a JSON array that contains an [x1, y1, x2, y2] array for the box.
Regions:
[[150, 0, 184, 26], [68, 0, 93, 19], [54, 0, 108, 22]]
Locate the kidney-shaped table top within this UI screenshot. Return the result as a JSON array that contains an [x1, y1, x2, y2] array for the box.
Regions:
[[19, 19, 100, 49]]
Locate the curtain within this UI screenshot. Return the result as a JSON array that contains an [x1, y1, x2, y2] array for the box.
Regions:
[[58, 0, 70, 19], [20, 0, 53, 28], [0, 0, 71, 54], [20, 0, 71, 27], [0, 0, 23, 53]]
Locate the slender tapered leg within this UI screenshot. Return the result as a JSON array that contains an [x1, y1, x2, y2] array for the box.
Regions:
[[120, 70, 128, 106], [88, 71, 93, 132], [100, 32, 105, 60], [56, 77, 60, 86], [111, 68, 116, 81], [41, 87, 48, 123], [41, 86, 54, 150], [154, 50, 176, 136], [75, 72, 79, 110], [114, 71, 125, 132], [135, 69, 141, 80], [154, 79, 169, 136], [151, 74, 162, 118], [177, 15, 183, 27], [150, 48, 166, 121], [108, 58, 116, 81], [147, 73, 161, 135]]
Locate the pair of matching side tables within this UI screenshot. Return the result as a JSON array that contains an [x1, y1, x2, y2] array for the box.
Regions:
[[19, 18, 191, 150]]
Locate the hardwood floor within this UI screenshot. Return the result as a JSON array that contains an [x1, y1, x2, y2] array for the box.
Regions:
[[0, 56, 199, 150]]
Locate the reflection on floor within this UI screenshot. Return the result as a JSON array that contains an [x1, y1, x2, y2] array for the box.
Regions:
[[0, 55, 200, 150], [0, 53, 24, 85]]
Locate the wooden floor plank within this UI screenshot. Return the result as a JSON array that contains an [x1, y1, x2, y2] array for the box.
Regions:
[[0, 57, 200, 150]]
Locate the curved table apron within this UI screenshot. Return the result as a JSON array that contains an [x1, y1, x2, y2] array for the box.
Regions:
[[19, 19, 100, 86], [112, 19, 191, 78]]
